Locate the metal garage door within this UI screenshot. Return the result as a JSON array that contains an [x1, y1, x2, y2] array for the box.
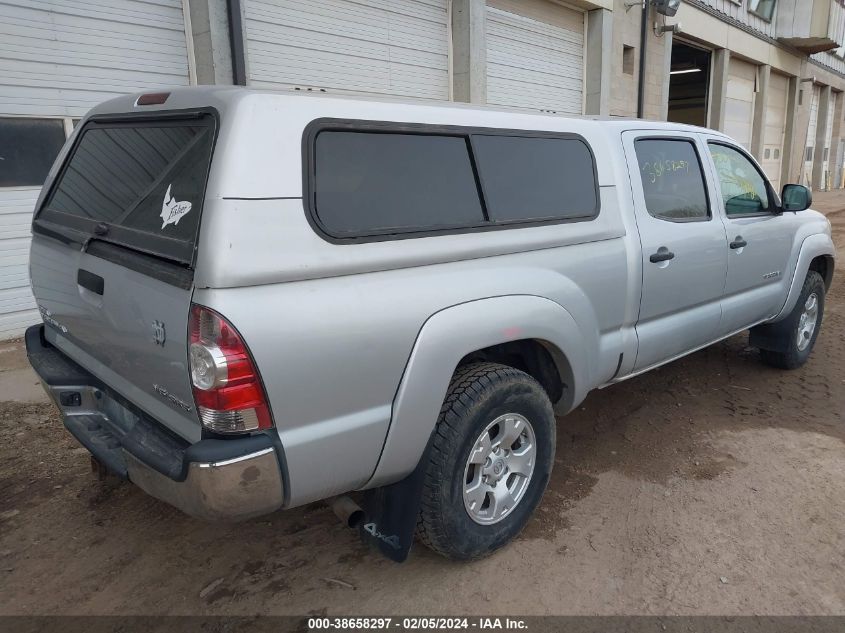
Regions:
[[803, 85, 821, 187], [762, 72, 789, 191], [243, 0, 450, 100], [0, 0, 192, 339], [485, 0, 584, 114], [724, 58, 757, 150]]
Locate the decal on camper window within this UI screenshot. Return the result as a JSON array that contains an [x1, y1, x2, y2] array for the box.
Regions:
[[160, 184, 192, 229]]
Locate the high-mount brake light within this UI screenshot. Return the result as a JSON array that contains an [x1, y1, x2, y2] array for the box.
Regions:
[[136, 92, 170, 106], [188, 304, 273, 434]]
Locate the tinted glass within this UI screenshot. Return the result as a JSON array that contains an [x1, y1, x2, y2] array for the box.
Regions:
[[471, 135, 598, 222], [708, 143, 770, 216], [748, 0, 776, 20], [0, 118, 66, 187], [314, 131, 484, 235], [634, 139, 709, 221], [44, 120, 215, 252]]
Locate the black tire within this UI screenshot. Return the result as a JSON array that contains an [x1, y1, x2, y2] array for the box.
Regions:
[[416, 362, 555, 560], [758, 271, 825, 370]]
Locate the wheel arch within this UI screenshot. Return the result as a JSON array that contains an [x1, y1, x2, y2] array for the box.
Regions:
[[771, 232, 835, 323], [457, 338, 573, 408], [809, 254, 834, 291], [364, 295, 591, 489]]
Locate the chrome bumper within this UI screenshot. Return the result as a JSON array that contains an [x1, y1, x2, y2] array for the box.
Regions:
[[125, 447, 284, 522], [27, 324, 285, 522]]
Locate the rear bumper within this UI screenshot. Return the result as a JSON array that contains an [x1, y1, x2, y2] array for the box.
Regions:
[[25, 324, 285, 521]]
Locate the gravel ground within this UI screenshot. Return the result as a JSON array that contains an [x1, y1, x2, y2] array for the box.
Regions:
[[1, 200, 844, 616]]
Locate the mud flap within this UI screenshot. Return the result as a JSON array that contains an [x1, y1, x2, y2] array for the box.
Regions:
[[357, 453, 429, 563], [750, 321, 791, 352]]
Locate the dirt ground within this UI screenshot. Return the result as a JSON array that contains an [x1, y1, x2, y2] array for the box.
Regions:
[[2, 196, 845, 616]]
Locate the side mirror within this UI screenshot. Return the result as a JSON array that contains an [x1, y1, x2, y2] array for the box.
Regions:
[[781, 184, 812, 212]]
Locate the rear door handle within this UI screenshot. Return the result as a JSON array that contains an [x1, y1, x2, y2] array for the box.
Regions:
[[77, 269, 104, 295], [649, 249, 675, 263], [730, 238, 748, 249]]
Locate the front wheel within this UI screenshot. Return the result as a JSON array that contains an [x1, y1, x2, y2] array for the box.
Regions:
[[416, 362, 555, 560], [758, 270, 825, 370]]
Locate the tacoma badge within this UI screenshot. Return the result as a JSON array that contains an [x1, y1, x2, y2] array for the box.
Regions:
[[152, 320, 166, 346]]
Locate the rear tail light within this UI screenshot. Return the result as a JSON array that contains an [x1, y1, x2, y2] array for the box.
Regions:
[[188, 304, 273, 434]]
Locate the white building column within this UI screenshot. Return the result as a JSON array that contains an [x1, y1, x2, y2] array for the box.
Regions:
[[451, 0, 487, 103], [585, 8, 612, 116]]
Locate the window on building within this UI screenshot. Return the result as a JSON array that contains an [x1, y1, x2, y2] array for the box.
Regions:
[[471, 135, 598, 223], [748, 0, 776, 21], [709, 143, 770, 216], [0, 118, 66, 187], [806, 147, 814, 162], [634, 139, 710, 221], [313, 131, 485, 235], [623, 46, 635, 76]]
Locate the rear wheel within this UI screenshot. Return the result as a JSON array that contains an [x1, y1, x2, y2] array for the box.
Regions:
[[758, 271, 825, 369], [416, 363, 555, 560]]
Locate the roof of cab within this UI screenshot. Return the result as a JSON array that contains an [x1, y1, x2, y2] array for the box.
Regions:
[[84, 87, 732, 199]]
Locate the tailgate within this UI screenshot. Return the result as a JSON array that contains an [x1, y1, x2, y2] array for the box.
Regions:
[[30, 111, 217, 442]]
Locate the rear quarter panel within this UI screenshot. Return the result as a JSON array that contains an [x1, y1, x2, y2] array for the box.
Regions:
[[193, 101, 641, 506], [194, 191, 632, 506]]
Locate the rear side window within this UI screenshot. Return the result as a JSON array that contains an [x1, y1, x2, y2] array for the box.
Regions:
[[634, 139, 709, 222], [308, 122, 600, 240], [471, 135, 597, 222], [38, 115, 216, 263], [314, 132, 484, 235], [0, 118, 67, 187]]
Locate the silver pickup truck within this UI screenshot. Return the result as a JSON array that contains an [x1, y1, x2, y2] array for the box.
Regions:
[[26, 88, 835, 561]]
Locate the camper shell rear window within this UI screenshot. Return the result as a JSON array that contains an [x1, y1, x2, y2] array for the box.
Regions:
[[304, 119, 600, 242], [36, 112, 217, 264]]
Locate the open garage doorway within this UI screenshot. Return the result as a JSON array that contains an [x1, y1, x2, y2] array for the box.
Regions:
[[668, 41, 711, 127]]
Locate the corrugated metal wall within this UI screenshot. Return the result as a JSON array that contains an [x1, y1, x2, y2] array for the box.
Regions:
[[243, 0, 450, 100], [696, 0, 777, 38], [0, 0, 192, 339], [0, 0, 192, 117]]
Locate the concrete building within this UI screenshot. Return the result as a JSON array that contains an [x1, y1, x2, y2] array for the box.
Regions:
[[1, 0, 845, 338]]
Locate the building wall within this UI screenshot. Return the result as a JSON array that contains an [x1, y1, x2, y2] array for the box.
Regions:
[[610, 0, 643, 117]]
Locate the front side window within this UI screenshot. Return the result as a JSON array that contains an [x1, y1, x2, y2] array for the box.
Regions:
[[0, 118, 66, 187], [708, 143, 770, 216], [748, 0, 776, 20], [634, 138, 710, 221]]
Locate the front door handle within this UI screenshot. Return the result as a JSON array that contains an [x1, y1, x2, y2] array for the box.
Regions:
[[649, 249, 675, 263], [730, 237, 748, 249]]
